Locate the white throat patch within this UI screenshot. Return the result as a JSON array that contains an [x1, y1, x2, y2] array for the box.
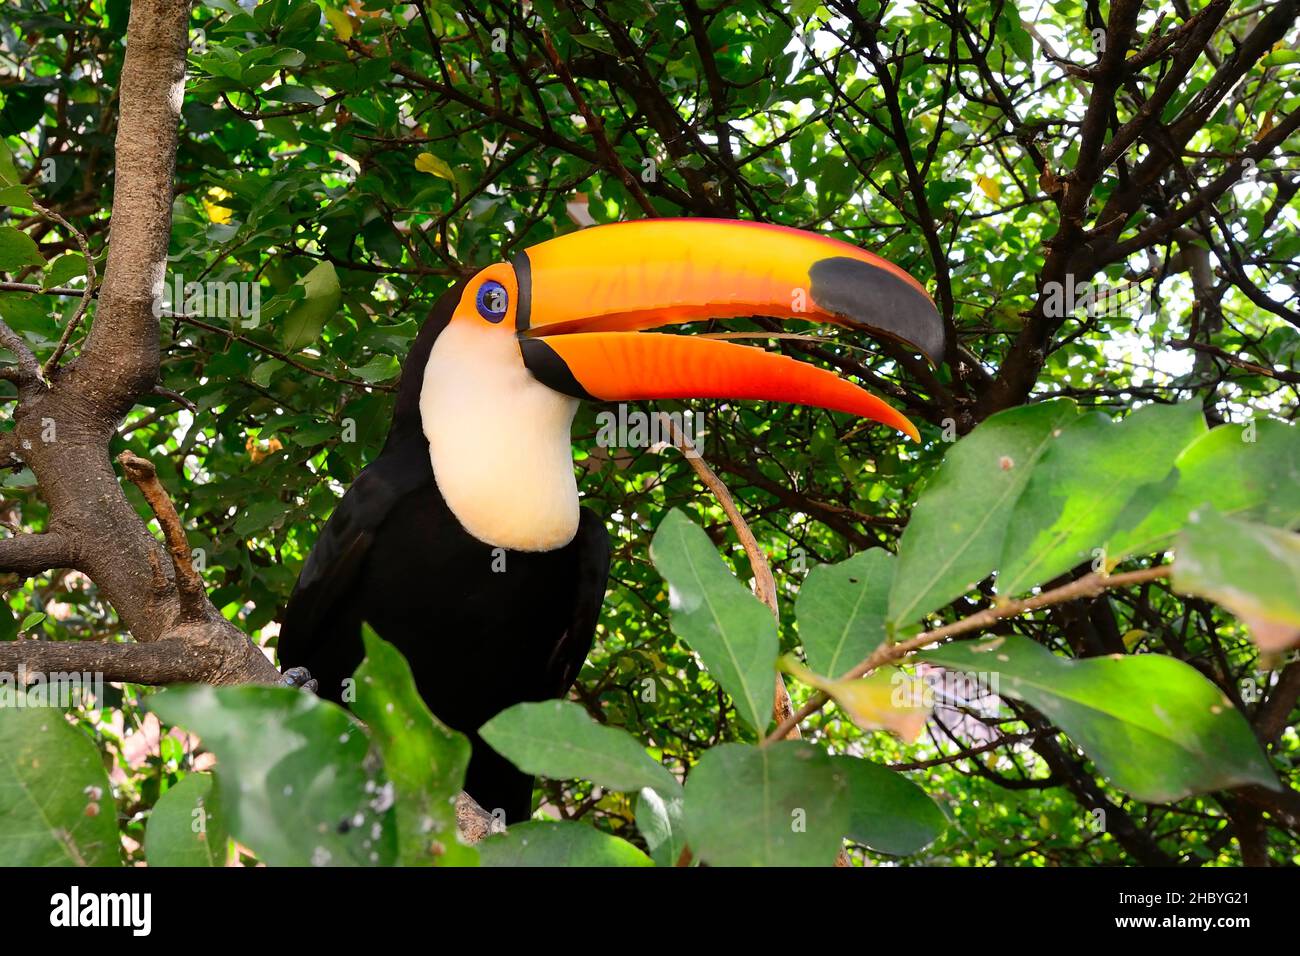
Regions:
[[420, 320, 581, 551]]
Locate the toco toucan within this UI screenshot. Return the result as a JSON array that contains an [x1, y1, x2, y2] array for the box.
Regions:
[[277, 218, 944, 822]]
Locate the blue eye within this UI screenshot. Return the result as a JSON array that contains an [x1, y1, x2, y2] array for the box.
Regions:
[[476, 281, 508, 322]]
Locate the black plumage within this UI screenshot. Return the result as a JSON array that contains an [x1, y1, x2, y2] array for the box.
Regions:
[[277, 289, 611, 822]]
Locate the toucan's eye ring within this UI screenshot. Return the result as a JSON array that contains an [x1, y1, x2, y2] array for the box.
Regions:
[[476, 281, 508, 322]]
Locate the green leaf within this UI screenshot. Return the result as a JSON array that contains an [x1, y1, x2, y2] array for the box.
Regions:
[[997, 403, 1205, 595], [1173, 509, 1300, 653], [262, 84, 325, 106], [649, 509, 777, 733], [682, 741, 850, 867], [796, 550, 893, 677], [998, 2, 1034, 62], [635, 787, 687, 868], [19, 611, 46, 633], [0, 226, 47, 271], [1108, 420, 1300, 561], [0, 140, 20, 186], [478, 820, 653, 867], [233, 498, 284, 536], [481, 699, 680, 798], [890, 399, 1081, 626], [834, 756, 946, 856], [144, 772, 229, 867], [351, 628, 476, 866], [148, 685, 395, 867], [789, 0, 821, 20], [43, 253, 87, 290], [280, 260, 341, 352], [918, 636, 1278, 802], [348, 353, 401, 383], [0, 184, 34, 208], [1262, 50, 1300, 67], [0, 601, 17, 641], [0, 706, 119, 866], [251, 358, 285, 388]]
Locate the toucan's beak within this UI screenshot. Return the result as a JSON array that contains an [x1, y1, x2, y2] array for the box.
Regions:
[[513, 219, 944, 441]]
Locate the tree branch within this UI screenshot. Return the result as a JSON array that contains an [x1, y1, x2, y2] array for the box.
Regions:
[[116, 450, 207, 619], [766, 565, 1172, 742], [0, 638, 212, 685], [656, 413, 801, 735], [0, 532, 76, 577]]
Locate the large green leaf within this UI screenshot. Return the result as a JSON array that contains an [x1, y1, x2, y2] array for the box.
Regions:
[[1173, 509, 1300, 652], [0, 706, 119, 866], [918, 636, 1278, 802], [636, 787, 687, 867], [279, 260, 340, 351], [478, 820, 653, 867], [834, 756, 947, 856], [890, 399, 1080, 627], [1108, 420, 1300, 560], [997, 402, 1205, 595], [0, 225, 46, 271], [43, 253, 87, 290], [148, 685, 394, 867], [352, 628, 476, 866], [649, 509, 777, 734], [682, 741, 850, 867], [481, 698, 680, 798], [144, 772, 229, 867], [796, 549, 893, 677]]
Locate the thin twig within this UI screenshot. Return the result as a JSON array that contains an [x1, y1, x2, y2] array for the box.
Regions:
[[0, 281, 87, 296], [655, 412, 804, 739], [169, 312, 396, 392], [540, 30, 657, 218], [0, 318, 46, 388], [34, 200, 97, 374], [151, 384, 197, 413], [766, 565, 1172, 743]]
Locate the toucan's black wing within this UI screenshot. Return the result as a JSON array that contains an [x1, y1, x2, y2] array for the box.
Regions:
[[542, 506, 611, 697], [276, 441, 431, 693]]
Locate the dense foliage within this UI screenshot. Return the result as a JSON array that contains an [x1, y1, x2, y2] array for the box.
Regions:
[[1, 0, 1298, 866]]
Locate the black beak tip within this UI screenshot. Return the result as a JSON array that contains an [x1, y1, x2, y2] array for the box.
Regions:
[[809, 256, 946, 365]]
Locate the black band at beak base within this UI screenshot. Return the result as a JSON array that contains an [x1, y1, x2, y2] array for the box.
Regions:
[[520, 338, 597, 401]]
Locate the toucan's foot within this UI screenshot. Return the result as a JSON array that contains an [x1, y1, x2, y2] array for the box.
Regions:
[[281, 666, 319, 694]]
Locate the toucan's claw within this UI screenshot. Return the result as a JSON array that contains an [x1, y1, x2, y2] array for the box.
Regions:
[[281, 665, 319, 694]]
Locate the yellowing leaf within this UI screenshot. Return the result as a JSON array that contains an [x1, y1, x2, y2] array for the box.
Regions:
[[1121, 629, 1148, 650], [245, 435, 283, 464], [781, 657, 930, 742], [415, 152, 456, 182], [1173, 509, 1300, 653], [203, 188, 233, 224], [975, 175, 1001, 201], [324, 7, 354, 41], [1254, 110, 1276, 143], [347, 0, 385, 18]]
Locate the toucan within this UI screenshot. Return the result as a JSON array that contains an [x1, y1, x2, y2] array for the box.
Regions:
[[277, 218, 944, 822]]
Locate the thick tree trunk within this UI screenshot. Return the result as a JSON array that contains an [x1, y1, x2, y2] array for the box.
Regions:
[[0, 0, 283, 686]]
